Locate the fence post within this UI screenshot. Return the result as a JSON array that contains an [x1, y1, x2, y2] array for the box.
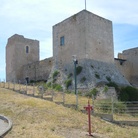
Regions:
[[92, 94, 94, 113], [62, 89, 65, 104], [33, 83, 35, 96], [19, 80, 21, 92], [111, 97, 114, 115], [13, 80, 15, 91], [26, 81, 27, 94]]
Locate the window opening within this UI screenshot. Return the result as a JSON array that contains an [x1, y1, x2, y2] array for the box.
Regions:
[[60, 36, 65, 46], [26, 46, 29, 53]]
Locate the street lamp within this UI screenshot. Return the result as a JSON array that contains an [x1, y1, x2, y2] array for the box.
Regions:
[[72, 55, 78, 109], [73, 57, 78, 95]]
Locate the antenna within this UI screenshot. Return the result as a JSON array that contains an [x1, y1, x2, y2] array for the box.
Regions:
[[85, 0, 87, 10]]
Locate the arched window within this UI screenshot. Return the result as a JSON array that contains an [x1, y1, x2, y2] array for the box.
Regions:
[[26, 46, 29, 53]]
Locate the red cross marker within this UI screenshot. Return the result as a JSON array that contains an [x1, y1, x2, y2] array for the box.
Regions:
[[84, 100, 93, 136]]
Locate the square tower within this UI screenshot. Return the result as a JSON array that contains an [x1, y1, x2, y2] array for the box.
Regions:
[[6, 34, 39, 82], [53, 10, 114, 69]]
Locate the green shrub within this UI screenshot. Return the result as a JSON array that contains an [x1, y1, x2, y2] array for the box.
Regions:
[[47, 82, 51, 87], [65, 79, 72, 89], [103, 86, 108, 93], [106, 76, 111, 82], [53, 83, 63, 91], [68, 73, 73, 79], [53, 71, 59, 78], [80, 76, 86, 83], [76, 66, 83, 75], [85, 88, 98, 97], [119, 86, 138, 101], [106, 81, 120, 93]]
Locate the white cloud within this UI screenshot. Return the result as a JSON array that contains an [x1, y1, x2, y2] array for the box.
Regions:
[[0, 0, 138, 79]]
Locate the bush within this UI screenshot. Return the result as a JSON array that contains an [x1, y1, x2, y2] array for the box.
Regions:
[[119, 86, 138, 101], [65, 79, 72, 89], [106, 81, 120, 93], [53, 71, 59, 78], [103, 86, 108, 93], [85, 88, 98, 97], [53, 83, 63, 91], [106, 76, 111, 82], [76, 66, 83, 75], [46, 82, 51, 87], [68, 73, 73, 79]]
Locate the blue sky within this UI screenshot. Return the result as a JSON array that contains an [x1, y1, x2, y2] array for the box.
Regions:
[[0, 0, 138, 80]]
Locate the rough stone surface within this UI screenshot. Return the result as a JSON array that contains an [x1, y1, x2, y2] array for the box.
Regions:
[[53, 10, 114, 71], [6, 34, 39, 82], [115, 47, 138, 86]]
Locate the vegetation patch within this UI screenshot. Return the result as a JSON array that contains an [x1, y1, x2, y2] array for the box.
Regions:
[[85, 88, 98, 97], [68, 73, 73, 79], [119, 86, 138, 101], [106, 76, 111, 82], [53, 83, 63, 91], [106, 81, 119, 93], [65, 79, 72, 89], [80, 76, 86, 83], [53, 70, 59, 78], [103, 86, 108, 93], [76, 66, 83, 75]]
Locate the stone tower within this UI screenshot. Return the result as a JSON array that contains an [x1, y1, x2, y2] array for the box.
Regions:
[[115, 47, 138, 86], [6, 34, 39, 82], [53, 10, 114, 70]]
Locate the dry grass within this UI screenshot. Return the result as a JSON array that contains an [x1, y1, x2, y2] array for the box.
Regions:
[[0, 88, 138, 138]]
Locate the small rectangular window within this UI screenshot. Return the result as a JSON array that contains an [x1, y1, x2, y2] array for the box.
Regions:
[[26, 46, 29, 53], [60, 36, 65, 46]]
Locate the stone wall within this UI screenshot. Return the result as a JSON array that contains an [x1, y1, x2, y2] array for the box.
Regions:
[[21, 57, 53, 83], [115, 47, 138, 86], [6, 34, 39, 82], [53, 10, 114, 71]]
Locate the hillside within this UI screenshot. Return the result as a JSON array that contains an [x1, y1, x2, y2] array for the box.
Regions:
[[0, 88, 138, 138]]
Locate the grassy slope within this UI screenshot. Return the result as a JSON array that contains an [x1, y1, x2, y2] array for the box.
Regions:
[[0, 88, 138, 138]]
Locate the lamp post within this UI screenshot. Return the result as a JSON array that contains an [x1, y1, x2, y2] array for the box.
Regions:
[[73, 55, 78, 108]]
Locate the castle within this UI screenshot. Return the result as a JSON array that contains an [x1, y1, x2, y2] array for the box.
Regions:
[[6, 10, 138, 87]]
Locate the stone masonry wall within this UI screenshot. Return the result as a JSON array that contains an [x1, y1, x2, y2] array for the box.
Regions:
[[53, 10, 114, 71], [21, 57, 53, 83], [115, 47, 138, 86], [6, 34, 39, 82]]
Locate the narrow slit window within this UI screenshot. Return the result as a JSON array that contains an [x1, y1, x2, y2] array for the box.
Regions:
[[26, 46, 29, 53], [60, 36, 65, 46]]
